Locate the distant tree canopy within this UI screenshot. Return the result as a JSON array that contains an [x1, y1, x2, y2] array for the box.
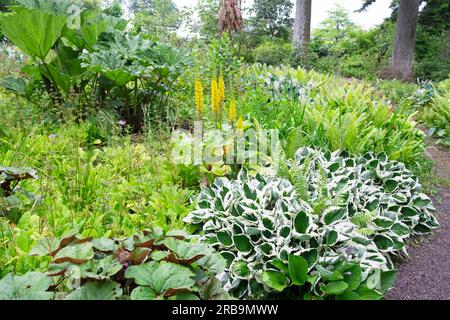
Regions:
[[128, 0, 181, 39], [249, 0, 293, 40], [418, 0, 450, 33]]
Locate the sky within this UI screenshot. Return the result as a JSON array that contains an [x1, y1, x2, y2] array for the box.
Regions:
[[173, 0, 393, 31]]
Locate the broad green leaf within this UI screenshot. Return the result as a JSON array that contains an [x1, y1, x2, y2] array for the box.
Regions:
[[300, 249, 318, 268], [199, 278, 231, 300], [412, 194, 432, 207], [356, 285, 383, 300], [320, 281, 349, 295], [0, 272, 54, 300], [294, 211, 309, 233], [270, 259, 289, 274], [343, 264, 362, 291], [91, 238, 116, 252], [384, 179, 399, 192], [288, 255, 308, 286], [125, 262, 195, 296], [231, 260, 251, 279], [1, 76, 27, 95], [261, 271, 288, 292], [380, 270, 396, 292], [216, 231, 233, 246], [373, 235, 394, 251], [65, 281, 122, 300], [197, 253, 227, 275], [29, 238, 61, 256], [325, 230, 338, 246], [53, 242, 94, 264], [0, 7, 67, 59], [233, 235, 252, 253], [130, 286, 157, 300], [323, 207, 345, 225], [316, 265, 343, 281], [163, 238, 212, 263]]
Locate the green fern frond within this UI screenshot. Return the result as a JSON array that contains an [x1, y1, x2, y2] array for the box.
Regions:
[[351, 211, 374, 228], [357, 227, 375, 236]]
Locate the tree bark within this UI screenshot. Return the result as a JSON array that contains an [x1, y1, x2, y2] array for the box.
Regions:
[[293, 0, 312, 66], [383, 0, 421, 82]]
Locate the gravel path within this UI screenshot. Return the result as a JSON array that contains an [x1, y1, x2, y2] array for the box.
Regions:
[[386, 144, 450, 300]]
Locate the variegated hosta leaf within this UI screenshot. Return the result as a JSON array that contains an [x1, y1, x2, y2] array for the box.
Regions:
[[186, 147, 438, 299], [185, 169, 392, 299], [288, 147, 438, 253]]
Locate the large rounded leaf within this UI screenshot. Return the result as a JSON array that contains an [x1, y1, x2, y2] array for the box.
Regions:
[[0, 272, 54, 300]]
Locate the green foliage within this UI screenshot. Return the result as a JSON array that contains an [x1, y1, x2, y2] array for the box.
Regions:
[[284, 148, 438, 240], [207, 33, 241, 78], [0, 166, 39, 223], [0, 6, 66, 59], [132, 0, 181, 40], [238, 65, 427, 170], [0, 97, 201, 275], [253, 41, 292, 66], [249, 0, 293, 40], [421, 82, 450, 147], [0, 0, 189, 132], [185, 168, 405, 300], [310, 6, 392, 80], [0, 271, 54, 299], [0, 227, 229, 300]]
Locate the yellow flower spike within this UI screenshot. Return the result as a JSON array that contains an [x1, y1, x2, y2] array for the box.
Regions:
[[211, 78, 220, 115], [237, 116, 244, 131], [218, 76, 225, 104], [229, 99, 236, 125], [195, 79, 204, 115]]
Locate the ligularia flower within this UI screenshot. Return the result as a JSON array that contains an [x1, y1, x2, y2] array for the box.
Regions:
[[211, 78, 220, 115], [229, 99, 236, 125], [195, 79, 204, 115], [218, 76, 225, 104]]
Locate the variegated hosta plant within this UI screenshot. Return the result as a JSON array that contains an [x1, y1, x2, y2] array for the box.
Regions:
[[184, 169, 396, 300], [284, 148, 438, 257]]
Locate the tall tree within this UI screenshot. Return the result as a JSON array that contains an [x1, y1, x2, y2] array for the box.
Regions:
[[250, 0, 293, 40], [219, 0, 243, 35], [384, 0, 422, 81], [293, 0, 312, 65], [132, 0, 181, 39]]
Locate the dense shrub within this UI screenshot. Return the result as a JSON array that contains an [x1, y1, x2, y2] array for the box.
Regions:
[[420, 80, 450, 147], [253, 41, 292, 66]]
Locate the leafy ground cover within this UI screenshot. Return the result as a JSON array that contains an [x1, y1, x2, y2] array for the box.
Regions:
[[0, 0, 448, 301]]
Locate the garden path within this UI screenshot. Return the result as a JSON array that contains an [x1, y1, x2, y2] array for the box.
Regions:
[[386, 144, 450, 300]]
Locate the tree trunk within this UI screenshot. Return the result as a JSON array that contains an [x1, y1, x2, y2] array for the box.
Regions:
[[440, 28, 450, 62], [383, 0, 421, 82], [293, 0, 312, 67]]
